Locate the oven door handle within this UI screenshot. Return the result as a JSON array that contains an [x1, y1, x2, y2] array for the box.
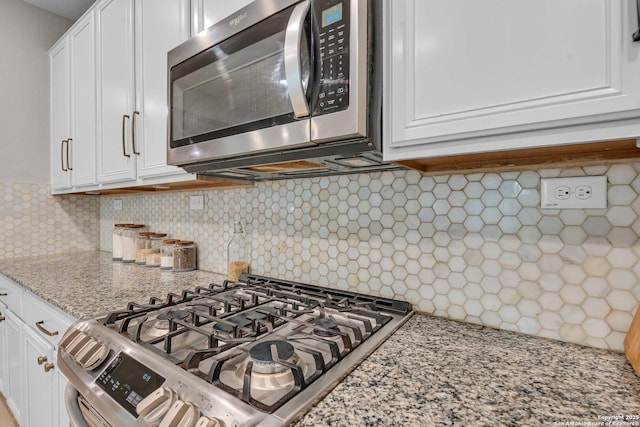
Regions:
[[65, 384, 91, 427], [284, 0, 311, 118]]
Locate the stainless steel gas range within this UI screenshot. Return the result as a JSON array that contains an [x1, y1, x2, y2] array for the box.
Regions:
[[58, 274, 413, 427]]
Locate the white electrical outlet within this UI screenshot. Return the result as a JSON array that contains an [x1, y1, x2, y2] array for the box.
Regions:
[[113, 199, 123, 211], [541, 176, 607, 209], [189, 195, 204, 210]]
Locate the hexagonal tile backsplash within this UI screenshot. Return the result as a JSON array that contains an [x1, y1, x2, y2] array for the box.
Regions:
[[0, 182, 99, 258], [100, 163, 640, 352]]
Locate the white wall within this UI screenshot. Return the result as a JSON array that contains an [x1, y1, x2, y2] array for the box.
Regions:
[[0, 0, 71, 183]]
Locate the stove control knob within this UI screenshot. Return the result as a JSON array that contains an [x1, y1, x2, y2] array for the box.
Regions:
[[195, 416, 224, 427], [77, 341, 109, 370], [59, 328, 84, 350], [137, 387, 178, 426], [159, 399, 200, 427], [63, 332, 91, 357]]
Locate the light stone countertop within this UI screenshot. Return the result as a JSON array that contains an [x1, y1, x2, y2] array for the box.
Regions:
[[295, 314, 640, 426], [1, 250, 639, 426], [0, 250, 227, 319]]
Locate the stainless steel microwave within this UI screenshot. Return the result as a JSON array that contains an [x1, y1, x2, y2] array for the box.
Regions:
[[167, 0, 398, 181]]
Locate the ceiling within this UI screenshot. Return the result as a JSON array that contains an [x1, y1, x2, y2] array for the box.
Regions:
[[23, 0, 97, 21]]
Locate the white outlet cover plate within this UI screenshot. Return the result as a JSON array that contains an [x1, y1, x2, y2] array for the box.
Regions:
[[190, 195, 204, 210], [113, 199, 123, 211], [541, 176, 607, 209]]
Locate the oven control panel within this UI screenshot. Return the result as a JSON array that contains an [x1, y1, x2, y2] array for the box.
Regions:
[[314, 0, 350, 115], [58, 321, 250, 427], [96, 352, 166, 418]]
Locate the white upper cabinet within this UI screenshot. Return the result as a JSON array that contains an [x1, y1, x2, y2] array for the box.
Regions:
[[134, 0, 190, 179], [95, 0, 137, 184], [69, 13, 97, 188], [85, 0, 192, 187], [191, 0, 253, 35], [384, 0, 640, 161], [49, 12, 97, 193], [50, 40, 71, 192]]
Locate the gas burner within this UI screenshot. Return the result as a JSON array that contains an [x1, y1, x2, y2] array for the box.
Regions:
[[312, 317, 340, 337], [248, 340, 297, 374], [70, 273, 411, 425], [154, 309, 190, 330]]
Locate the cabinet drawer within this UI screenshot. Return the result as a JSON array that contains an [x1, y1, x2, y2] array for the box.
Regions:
[[0, 275, 23, 316], [23, 292, 75, 348]]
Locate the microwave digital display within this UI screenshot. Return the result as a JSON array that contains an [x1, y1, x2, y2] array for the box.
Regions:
[[322, 4, 342, 27]]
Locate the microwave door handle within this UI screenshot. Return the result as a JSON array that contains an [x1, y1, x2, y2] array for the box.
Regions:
[[284, 0, 311, 118]]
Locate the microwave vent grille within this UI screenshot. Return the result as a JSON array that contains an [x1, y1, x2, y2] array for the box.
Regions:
[[239, 160, 326, 173]]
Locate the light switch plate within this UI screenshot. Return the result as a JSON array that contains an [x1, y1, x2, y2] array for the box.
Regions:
[[541, 176, 607, 209], [189, 195, 204, 210], [113, 199, 123, 211]]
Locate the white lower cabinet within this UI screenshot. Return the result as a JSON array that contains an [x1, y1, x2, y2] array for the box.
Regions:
[[0, 276, 75, 427], [0, 305, 8, 394], [5, 309, 24, 426], [23, 326, 57, 427]]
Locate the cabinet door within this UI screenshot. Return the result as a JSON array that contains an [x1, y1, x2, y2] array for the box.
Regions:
[[69, 13, 97, 188], [192, 0, 253, 35], [5, 310, 23, 426], [50, 40, 71, 191], [135, 0, 191, 179], [23, 326, 57, 427], [384, 0, 640, 161], [96, 0, 137, 184], [0, 306, 7, 394]]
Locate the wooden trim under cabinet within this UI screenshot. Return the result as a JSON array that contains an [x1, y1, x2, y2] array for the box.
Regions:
[[396, 139, 640, 175], [71, 176, 252, 196]]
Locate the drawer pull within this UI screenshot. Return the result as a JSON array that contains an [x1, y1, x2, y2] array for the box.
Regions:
[[0, 316, 5, 322], [44, 363, 55, 373], [37, 356, 48, 365], [35, 321, 59, 337], [0, 292, 7, 296]]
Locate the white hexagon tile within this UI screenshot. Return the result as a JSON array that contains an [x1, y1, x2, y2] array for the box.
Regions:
[[99, 162, 640, 352], [0, 182, 99, 259]]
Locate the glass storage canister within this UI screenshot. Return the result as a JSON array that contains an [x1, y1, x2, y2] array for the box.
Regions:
[[173, 241, 197, 272], [111, 224, 129, 261], [122, 224, 147, 263], [227, 221, 249, 282], [135, 232, 152, 264], [161, 239, 178, 270], [145, 233, 167, 267]]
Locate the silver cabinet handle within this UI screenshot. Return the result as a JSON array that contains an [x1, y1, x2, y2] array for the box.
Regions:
[[35, 321, 59, 337], [122, 114, 131, 157], [61, 139, 68, 171], [634, 0, 640, 41], [132, 111, 140, 155], [66, 138, 73, 171], [284, 0, 311, 118]]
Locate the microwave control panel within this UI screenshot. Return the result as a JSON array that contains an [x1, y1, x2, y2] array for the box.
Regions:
[[314, 0, 350, 115]]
